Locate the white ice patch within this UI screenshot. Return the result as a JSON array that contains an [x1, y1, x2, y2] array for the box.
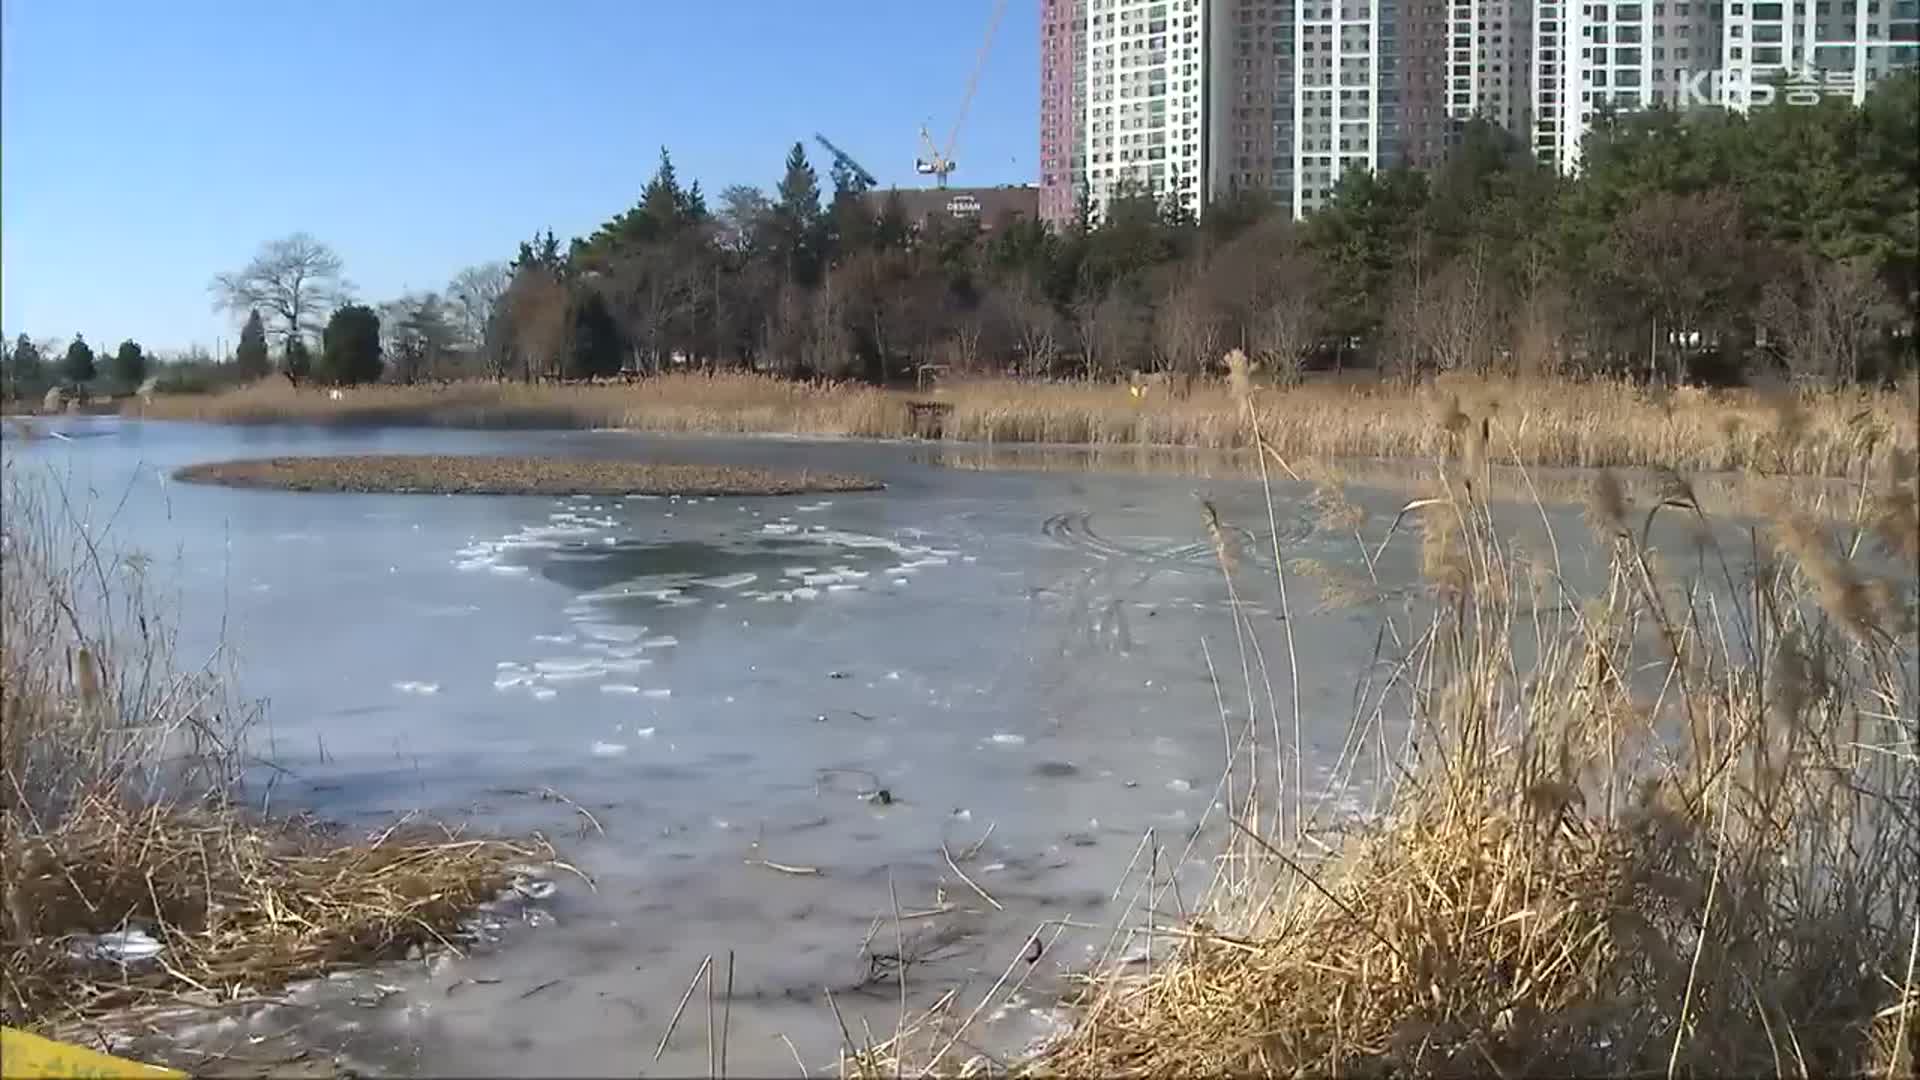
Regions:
[[578, 623, 646, 643], [393, 681, 441, 695], [762, 523, 801, 535], [642, 688, 673, 700], [532, 633, 575, 645], [988, 733, 1027, 746], [591, 741, 628, 757], [692, 572, 758, 590], [795, 501, 833, 512], [531, 688, 558, 701], [601, 684, 642, 695], [639, 635, 679, 649]]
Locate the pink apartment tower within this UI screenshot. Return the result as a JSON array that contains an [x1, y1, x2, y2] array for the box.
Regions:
[[1038, 0, 1084, 227]]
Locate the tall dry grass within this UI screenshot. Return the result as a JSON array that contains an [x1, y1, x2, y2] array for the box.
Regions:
[[1010, 390, 1920, 1075], [0, 465, 548, 1029], [132, 373, 910, 438], [130, 372, 1917, 480], [847, 377, 1919, 1077]]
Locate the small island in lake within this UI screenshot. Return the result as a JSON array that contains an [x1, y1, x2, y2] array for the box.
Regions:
[[174, 455, 883, 497]]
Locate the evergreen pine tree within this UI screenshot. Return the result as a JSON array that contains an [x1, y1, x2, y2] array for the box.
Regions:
[[235, 309, 271, 378]]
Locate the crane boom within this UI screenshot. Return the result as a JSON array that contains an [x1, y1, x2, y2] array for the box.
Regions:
[[813, 133, 878, 190], [944, 0, 1008, 164], [914, 0, 1009, 188]]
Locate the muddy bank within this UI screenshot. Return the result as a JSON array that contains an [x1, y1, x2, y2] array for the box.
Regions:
[[174, 455, 884, 496]]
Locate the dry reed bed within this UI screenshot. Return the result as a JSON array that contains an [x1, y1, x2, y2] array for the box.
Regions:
[[0, 466, 546, 1030], [851, 366, 1919, 1077], [173, 454, 881, 496], [131, 373, 1917, 479]]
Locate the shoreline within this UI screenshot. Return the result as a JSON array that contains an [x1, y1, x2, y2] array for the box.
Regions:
[[124, 372, 1920, 482]]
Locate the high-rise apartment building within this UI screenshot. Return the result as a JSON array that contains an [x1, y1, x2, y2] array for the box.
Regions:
[[1396, 0, 1459, 170], [1534, 0, 1917, 171], [1212, 0, 1295, 202], [1721, 0, 1920, 109], [1446, 2, 1533, 132], [1040, 0, 1087, 225], [1079, 0, 1215, 220], [1290, 1, 1382, 215], [1040, 0, 1919, 219]]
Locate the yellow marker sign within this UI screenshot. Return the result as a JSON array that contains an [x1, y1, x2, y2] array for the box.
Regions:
[[1, 1027, 186, 1079]]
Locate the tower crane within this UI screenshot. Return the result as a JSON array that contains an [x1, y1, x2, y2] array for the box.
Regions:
[[813, 133, 878, 190], [915, 0, 1009, 188]]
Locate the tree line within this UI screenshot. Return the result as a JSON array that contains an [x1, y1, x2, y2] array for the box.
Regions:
[[479, 73, 1915, 389], [5, 72, 1911, 400]]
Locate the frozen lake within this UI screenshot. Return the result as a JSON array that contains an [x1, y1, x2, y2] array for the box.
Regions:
[[6, 416, 1640, 1075]]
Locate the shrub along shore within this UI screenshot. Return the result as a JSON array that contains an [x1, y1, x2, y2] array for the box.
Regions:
[[130, 371, 1917, 482]]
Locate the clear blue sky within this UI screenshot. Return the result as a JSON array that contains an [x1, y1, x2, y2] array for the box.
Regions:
[[2, 0, 1038, 354]]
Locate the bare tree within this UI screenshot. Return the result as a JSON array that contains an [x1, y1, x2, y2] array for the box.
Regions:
[[1510, 242, 1569, 378], [1758, 254, 1898, 387], [602, 242, 706, 373], [210, 233, 351, 348], [803, 276, 853, 377], [1002, 276, 1062, 375], [446, 262, 510, 350], [1602, 190, 1752, 383], [1426, 242, 1502, 376], [1248, 260, 1322, 389], [1206, 218, 1322, 387], [1071, 271, 1151, 382], [1153, 271, 1221, 386], [1070, 286, 1113, 381], [503, 267, 570, 381]]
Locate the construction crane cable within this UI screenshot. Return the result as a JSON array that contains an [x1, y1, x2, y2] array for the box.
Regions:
[[916, 0, 1009, 187], [943, 0, 1010, 162]]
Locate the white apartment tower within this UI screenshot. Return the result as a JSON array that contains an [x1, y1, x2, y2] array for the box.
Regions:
[[1047, 1, 1917, 218], [1722, 0, 1920, 109], [1082, 0, 1214, 218], [1448, 1, 1531, 131], [1535, 0, 1916, 172], [1292, 0, 1384, 216]]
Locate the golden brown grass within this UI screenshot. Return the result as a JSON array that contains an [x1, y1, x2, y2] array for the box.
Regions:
[[173, 454, 882, 496], [131, 373, 910, 438], [0, 466, 546, 1030], [130, 372, 1918, 480], [851, 380, 1919, 1077]]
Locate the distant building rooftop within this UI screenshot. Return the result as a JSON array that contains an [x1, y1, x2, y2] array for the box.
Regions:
[[865, 185, 1039, 232]]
